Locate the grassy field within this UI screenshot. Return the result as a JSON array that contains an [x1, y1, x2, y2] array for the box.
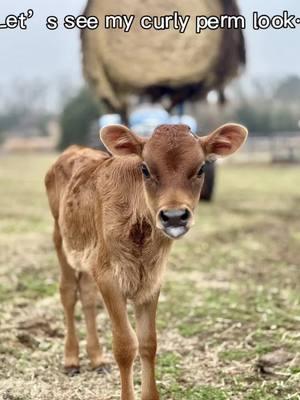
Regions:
[[0, 154, 300, 400]]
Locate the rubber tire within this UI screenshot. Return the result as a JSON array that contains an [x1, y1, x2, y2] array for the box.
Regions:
[[200, 162, 215, 202]]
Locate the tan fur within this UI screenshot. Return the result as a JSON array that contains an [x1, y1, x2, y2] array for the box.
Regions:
[[45, 123, 247, 400], [46, 146, 171, 304]]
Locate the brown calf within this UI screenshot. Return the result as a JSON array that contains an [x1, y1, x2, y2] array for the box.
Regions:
[[45, 123, 247, 400]]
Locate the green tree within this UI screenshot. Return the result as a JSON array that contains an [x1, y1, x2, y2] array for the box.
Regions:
[[59, 88, 100, 150], [235, 103, 273, 135], [275, 75, 300, 104]]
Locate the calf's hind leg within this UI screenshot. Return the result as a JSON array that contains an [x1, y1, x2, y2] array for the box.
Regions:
[[79, 272, 109, 371], [53, 222, 80, 375]]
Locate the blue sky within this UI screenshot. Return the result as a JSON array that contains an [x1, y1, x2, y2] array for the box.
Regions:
[[0, 0, 299, 89]]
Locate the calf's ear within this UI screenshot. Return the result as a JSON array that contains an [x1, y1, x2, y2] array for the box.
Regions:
[[100, 125, 145, 156], [200, 123, 248, 160]]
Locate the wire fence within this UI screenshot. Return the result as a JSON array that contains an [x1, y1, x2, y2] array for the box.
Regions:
[[229, 132, 300, 163]]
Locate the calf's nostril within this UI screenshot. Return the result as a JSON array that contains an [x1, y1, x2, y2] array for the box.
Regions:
[[159, 210, 169, 223], [180, 209, 190, 222]]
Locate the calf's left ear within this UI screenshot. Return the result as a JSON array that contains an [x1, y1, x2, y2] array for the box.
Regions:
[[100, 124, 145, 157], [200, 123, 248, 160]]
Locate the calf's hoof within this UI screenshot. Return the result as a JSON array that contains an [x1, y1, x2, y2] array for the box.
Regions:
[[94, 362, 111, 375], [64, 365, 80, 377]]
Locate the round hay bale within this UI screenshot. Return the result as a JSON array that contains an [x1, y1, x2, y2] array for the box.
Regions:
[[81, 0, 245, 110]]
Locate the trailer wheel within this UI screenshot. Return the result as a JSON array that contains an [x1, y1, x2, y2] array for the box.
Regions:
[[200, 162, 215, 202]]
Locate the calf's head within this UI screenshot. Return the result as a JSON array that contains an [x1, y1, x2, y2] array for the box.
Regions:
[[101, 123, 247, 239]]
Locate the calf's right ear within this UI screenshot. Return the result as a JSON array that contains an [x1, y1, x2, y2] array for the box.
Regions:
[[100, 124, 145, 157]]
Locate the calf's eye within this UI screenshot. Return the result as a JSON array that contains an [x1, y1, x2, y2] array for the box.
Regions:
[[141, 163, 151, 179], [197, 163, 206, 177]]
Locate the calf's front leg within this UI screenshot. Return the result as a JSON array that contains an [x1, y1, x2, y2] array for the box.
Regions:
[[96, 272, 138, 400], [134, 292, 160, 400]]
